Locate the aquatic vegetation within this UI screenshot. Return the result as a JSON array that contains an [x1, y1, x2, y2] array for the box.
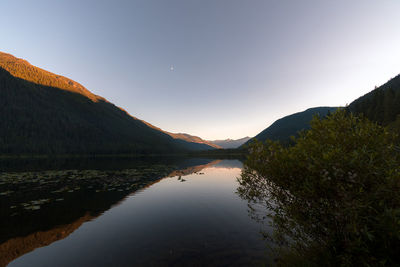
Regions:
[[0, 165, 176, 220], [0, 191, 13, 196]]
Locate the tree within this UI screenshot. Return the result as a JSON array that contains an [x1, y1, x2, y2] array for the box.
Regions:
[[238, 110, 400, 266]]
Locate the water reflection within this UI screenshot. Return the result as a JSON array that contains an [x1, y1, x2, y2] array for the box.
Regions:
[[2, 158, 269, 266]]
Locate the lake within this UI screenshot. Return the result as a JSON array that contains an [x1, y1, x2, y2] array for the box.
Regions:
[[1, 158, 271, 266]]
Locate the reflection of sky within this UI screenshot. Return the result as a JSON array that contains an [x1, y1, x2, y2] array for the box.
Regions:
[[1, 1, 399, 140], [10, 162, 272, 266], [152, 165, 242, 198], [212, 159, 243, 169]]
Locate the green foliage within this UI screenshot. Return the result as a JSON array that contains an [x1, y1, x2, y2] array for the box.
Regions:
[[238, 110, 400, 266]]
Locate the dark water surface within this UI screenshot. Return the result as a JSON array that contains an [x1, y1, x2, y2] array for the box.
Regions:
[[2, 158, 270, 266]]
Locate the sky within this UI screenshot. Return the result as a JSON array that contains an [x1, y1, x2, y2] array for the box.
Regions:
[[1, 0, 400, 140]]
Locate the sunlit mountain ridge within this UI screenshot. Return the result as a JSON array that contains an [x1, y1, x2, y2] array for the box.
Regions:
[[0, 52, 217, 154], [210, 137, 251, 149]]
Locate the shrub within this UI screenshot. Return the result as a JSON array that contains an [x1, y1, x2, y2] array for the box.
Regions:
[[238, 110, 400, 266]]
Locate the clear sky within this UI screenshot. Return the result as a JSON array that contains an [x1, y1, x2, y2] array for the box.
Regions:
[[1, 0, 400, 140]]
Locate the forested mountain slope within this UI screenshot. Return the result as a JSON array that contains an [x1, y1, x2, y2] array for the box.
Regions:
[[347, 74, 400, 132], [243, 107, 338, 146], [0, 52, 214, 154]]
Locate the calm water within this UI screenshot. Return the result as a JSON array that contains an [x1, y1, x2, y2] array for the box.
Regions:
[[3, 159, 271, 266]]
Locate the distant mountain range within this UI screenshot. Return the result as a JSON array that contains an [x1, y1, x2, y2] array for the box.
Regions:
[[164, 133, 221, 149], [210, 137, 251, 149], [132, 118, 222, 149], [0, 52, 217, 155]]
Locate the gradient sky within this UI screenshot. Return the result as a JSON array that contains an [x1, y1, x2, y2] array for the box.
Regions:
[[1, 0, 400, 140]]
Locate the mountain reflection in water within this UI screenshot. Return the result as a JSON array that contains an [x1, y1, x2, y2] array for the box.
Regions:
[[1, 158, 270, 267]]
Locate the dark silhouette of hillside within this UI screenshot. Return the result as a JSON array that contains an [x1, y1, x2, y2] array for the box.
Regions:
[[243, 74, 400, 147], [348, 74, 400, 132], [0, 52, 214, 155], [243, 107, 337, 145]]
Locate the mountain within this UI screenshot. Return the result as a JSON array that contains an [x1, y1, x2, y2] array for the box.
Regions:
[[347, 74, 400, 131], [0, 51, 216, 155], [243, 107, 338, 146], [166, 133, 221, 149], [127, 117, 221, 149], [242, 74, 400, 148], [210, 137, 251, 149]]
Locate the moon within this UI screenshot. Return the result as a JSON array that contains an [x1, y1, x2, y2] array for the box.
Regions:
[[170, 65, 174, 71]]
